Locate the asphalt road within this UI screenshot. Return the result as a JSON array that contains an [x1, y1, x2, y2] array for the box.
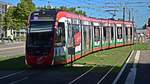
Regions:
[[115, 51, 136, 84], [0, 67, 93, 84], [0, 65, 120, 84], [2, 41, 150, 84], [0, 42, 130, 84], [0, 42, 25, 57], [135, 50, 150, 84], [114, 40, 150, 84], [114, 51, 150, 84], [0, 42, 116, 84]]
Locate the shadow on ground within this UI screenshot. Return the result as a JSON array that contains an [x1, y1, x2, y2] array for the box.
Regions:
[[0, 56, 27, 70], [0, 56, 123, 84]]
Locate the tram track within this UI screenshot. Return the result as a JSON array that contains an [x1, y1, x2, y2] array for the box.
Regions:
[[0, 53, 131, 84], [67, 64, 115, 84], [68, 65, 111, 84], [68, 65, 97, 84], [0, 66, 91, 84], [8, 70, 46, 84], [0, 69, 45, 84], [3, 50, 132, 84], [0, 50, 134, 84], [67, 51, 133, 84], [0, 71, 25, 80]]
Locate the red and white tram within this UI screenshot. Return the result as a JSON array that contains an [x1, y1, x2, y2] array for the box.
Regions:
[[25, 9, 134, 67]]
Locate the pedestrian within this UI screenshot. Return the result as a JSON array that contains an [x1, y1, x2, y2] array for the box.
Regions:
[[137, 33, 141, 43], [8, 35, 13, 43], [140, 33, 145, 43]]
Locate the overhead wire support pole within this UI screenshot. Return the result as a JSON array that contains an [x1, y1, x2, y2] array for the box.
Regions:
[[123, 7, 125, 45], [123, 7, 125, 21], [129, 10, 131, 21]]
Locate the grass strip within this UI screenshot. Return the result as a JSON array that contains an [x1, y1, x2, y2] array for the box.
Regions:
[[74, 43, 150, 67]]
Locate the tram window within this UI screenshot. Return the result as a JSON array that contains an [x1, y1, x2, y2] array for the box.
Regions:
[[111, 27, 114, 39], [29, 21, 54, 31], [28, 32, 52, 47], [68, 24, 80, 47], [67, 24, 74, 47], [117, 27, 122, 39], [125, 27, 128, 36], [55, 22, 65, 46], [94, 26, 100, 41], [72, 25, 79, 35], [130, 27, 132, 37], [103, 27, 106, 41], [68, 24, 72, 40], [86, 26, 90, 49]]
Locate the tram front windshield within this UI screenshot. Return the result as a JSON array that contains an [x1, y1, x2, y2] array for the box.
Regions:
[[28, 21, 54, 47], [29, 21, 54, 32]]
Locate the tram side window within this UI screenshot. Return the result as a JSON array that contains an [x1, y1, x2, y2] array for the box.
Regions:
[[125, 27, 128, 36], [68, 24, 72, 41], [103, 27, 106, 41], [130, 27, 132, 38], [117, 27, 122, 39], [67, 24, 80, 47], [72, 25, 79, 35], [72, 24, 80, 46], [55, 22, 65, 46], [94, 26, 100, 42], [111, 27, 114, 39], [86, 26, 90, 49]]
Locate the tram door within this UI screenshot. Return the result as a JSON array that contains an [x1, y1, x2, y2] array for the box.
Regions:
[[110, 26, 115, 47], [125, 27, 131, 44], [54, 22, 65, 57], [94, 26, 101, 48], [83, 26, 87, 53], [125, 27, 130, 44], [130, 27, 133, 43], [125, 27, 128, 44], [83, 26, 91, 54], [102, 27, 110, 48], [128, 27, 133, 43]]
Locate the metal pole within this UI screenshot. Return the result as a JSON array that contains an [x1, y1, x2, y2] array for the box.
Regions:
[[80, 20, 83, 57], [123, 7, 125, 21], [123, 7, 125, 44], [132, 16, 135, 44], [129, 10, 131, 21]]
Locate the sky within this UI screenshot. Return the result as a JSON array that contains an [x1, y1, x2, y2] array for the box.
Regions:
[[1, 0, 150, 28]]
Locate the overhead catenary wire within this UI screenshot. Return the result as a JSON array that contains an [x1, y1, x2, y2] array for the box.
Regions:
[[32, 0, 149, 24]]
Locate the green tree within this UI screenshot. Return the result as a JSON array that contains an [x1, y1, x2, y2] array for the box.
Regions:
[[58, 6, 86, 16], [0, 14, 2, 29], [14, 0, 36, 29], [37, 5, 51, 10], [3, 6, 16, 30], [37, 6, 86, 16]]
